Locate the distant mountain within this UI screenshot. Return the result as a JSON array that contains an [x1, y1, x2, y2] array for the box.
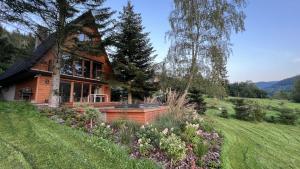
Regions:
[[255, 81, 278, 89], [255, 75, 300, 95]]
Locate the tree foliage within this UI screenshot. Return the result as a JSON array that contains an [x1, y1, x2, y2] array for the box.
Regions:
[[292, 79, 300, 103], [0, 26, 34, 74], [167, 0, 246, 95], [112, 2, 157, 103], [228, 81, 268, 98]]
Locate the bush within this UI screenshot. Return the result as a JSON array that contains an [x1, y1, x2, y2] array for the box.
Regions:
[[160, 133, 186, 162], [83, 105, 101, 129], [220, 108, 229, 118], [111, 120, 140, 132], [111, 120, 140, 145], [93, 123, 114, 140], [153, 113, 185, 134], [137, 137, 153, 156], [194, 141, 209, 158], [278, 108, 298, 125], [188, 88, 207, 114], [137, 125, 161, 147], [234, 99, 265, 122], [264, 115, 277, 123], [181, 122, 200, 144]]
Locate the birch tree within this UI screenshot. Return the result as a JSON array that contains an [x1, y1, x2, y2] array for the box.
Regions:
[[168, 0, 246, 96]]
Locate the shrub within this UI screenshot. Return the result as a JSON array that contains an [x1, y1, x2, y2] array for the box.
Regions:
[[137, 137, 153, 156], [111, 120, 140, 132], [83, 105, 100, 129], [188, 88, 207, 114], [194, 141, 209, 158], [93, 123, 114, 140], [137, 125, 161, 147], [199, 120, 214, 132], [165, 90, 191, 120], [278, 108, 298, 125], [234, 99, 265, 122], [160, 133, 186, 162], [181, 122, 200, 144], [111, 120, 140, 145], [153, 113, 185, 134], [264, 115, 277, 123], [220, 108, 229, 118]]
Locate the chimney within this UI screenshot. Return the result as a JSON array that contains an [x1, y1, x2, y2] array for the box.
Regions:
[[35, 26, 49, 48]]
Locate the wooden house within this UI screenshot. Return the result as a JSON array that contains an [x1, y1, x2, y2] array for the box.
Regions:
[[0, 11, 112, 105]]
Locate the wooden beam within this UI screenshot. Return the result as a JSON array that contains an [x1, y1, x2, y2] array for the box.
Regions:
[[70, 81, 74, 102]]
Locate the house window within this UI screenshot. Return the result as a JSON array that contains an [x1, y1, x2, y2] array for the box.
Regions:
[[59, 81, 71, 103], [61, 54, 73, 75], [74, 58, 83, 77], [73, 82, 82, 102], [77, 33, 91, 42], [82, 83, 90, 102], [48, 60, 53, 71], [93, 62, 103, 80], [84, 60, 91, 78]]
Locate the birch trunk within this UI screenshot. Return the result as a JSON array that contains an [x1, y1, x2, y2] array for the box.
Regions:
[[49, 49, 61, 108], [128, 90, 133, 104]]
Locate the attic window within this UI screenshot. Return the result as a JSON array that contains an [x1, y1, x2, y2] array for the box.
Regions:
[[77, 33, 91, 42]]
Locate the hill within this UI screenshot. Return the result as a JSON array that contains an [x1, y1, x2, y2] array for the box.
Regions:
[[205, 98, 300, 169], [256, 75, 300, 95]]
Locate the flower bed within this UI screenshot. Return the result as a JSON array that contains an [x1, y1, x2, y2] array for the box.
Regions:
[[40, 105, 222, 169], [91, 112, 222, 169]]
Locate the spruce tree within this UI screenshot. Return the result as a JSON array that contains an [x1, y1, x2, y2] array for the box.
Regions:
[[292, 80, 300, 103], [112, 2, 157, 104]]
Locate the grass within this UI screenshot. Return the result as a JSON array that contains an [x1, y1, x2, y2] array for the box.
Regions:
[[0, 101, 159, 169], [205, 98, 300, 169]]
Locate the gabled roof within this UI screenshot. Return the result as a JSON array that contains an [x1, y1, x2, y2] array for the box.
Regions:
[[0, 11, 98, 85]]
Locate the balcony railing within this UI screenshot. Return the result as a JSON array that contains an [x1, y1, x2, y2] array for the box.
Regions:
[[88, 94, 108, 103]]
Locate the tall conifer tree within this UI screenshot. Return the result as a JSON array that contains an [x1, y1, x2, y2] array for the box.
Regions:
[[112, 1, 156, 104]]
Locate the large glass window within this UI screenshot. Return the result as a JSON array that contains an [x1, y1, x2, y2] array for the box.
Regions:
[[74, 82, 82, 102], [82, 83, 90, 102], [59, 81, 71, 103], [93, 62, 103, 80], [84, 60, 91, 78], [74, 59, 83, 77], [61, 54, 73, 75]]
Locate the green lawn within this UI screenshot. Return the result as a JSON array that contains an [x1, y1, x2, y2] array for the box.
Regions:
[[0, 101, 159, 169], [206, 98, 300, 169]]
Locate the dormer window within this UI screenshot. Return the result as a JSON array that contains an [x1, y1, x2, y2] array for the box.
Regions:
[[77, 33, 91, 42]]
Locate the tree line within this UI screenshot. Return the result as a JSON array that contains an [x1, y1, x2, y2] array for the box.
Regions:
[[227, 81, 268, 98], [0, 26, 35, 74]]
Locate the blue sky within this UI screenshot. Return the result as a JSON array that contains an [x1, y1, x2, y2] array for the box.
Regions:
[[106, 0, 300, 83]]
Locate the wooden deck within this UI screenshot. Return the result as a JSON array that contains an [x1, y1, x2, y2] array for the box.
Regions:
[[99, 106, 168, 124]]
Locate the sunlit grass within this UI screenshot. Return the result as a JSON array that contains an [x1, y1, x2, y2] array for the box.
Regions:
[[0, 101, 159, 169], [205, 98, 300, 169]]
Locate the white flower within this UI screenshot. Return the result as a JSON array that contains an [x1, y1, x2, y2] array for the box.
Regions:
[[106, 125, 110, 128], [101, 123, 105, 126], [138, 138, 142, 143], [170, 128, 174, 132], [162, 128, 168, 135], [140, 125, 145, 129]]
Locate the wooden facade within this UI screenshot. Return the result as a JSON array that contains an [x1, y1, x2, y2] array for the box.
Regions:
[[0, 12, 112, 105]]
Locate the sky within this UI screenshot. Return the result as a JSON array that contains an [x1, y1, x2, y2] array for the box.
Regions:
[[105, 0, 300, 83]]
